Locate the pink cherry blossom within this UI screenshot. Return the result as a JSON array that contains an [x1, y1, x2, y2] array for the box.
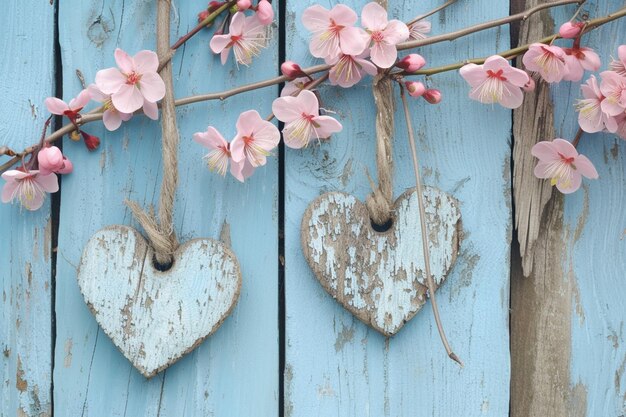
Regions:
[[531, 138, 598, 194], [360, 2, 409, 68], [563, 47, 601, 82], [522, 43, 569, 83], [210, 12, 267, 66], [256, 0, 274, 25], [1, 170, 59, 211], [37, 146, 72, 175], [459, 55, 529, 108], [559, 21, 583, 39], [301, 4, 369, 60], [87, 84, 134, 131], [326, 51, 378, 88], [45, 89, 91, 119], [230, 110, 280, 167], [599, 70, 626, 116], [609, 45, 626, 76], [193, 126, 254, 182], [95, 49, 166, 114], [272, 90, 342, 148], [575, 75, 617, 133], [408, 20, 431, 40]]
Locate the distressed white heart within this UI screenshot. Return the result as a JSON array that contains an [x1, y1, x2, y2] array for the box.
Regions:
[[77, 225, 241, 378], [301, 187, 461, 336]]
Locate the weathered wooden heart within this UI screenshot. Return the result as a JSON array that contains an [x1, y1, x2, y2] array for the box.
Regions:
[[77, 225, 241, 378], [301, 187, 461, 336]]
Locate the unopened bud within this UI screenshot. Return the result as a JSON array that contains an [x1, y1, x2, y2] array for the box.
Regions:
[[198, 10, 210, 23], [559, 21, 583, 39], [396, 54, 426, 72], [281, 61, 305, 79], [523, 77, 535, 92], [237, 0, 251, 10], [257, 0, 274, 25], [405, 81, 426, 97], [423, 89, 442, 104]]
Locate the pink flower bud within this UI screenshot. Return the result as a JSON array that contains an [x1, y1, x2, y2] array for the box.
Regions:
[[523, 77, 535, 92], [57, 158, 73, 175], [197, 10, 209, 23], [559, 21, 583, 39], [208, 1, 223, 13], [256, 0, 273, 25], [237, 0, 251, 10], [281, 61, 305, 79], [423, 89, 442, 104], [405, 81, 426, 97], [397, 54, 426, 72], [37, 146, 65, 175]]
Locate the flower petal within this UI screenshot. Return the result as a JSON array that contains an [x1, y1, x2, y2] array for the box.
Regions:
[[45, 97, 69, 115], [87, 84, 108, 102], [339, 26, 369, 56], [313, 115, 342, 138], [330, 4, 358, 26], [531, 141, 559, 161], [498, 84, 524, 109], [36, 173, 59, 193], [103, 109, 123, 131], [193, 127, 228, 150], [229, 12, 246, 35], [551, 138, 578, 159], [574, 154, 599, 179], [142, 100, 158, 120], [301, 5, 330, 31], [1, 180, 18, 203], [69, 89, 92, 110], [111, 84, 144, 113], [114, 48, 134, 73], [95, 68, 127, 95], [272, 96, 303, 122], [138, 72, 166, 103], [210, 34, 232, 54], [382, 20, 409, 45], [556, 172, 582, 194], [361, 2, 387, 31], [133, 50, 159, 73], [370, 42, 398, 69]]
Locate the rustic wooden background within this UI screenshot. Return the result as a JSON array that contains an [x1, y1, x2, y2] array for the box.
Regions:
[[1, 0, 624, 416]]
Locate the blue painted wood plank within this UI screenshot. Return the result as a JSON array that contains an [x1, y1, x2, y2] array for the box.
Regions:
[[550, 2, 626, 416], [285, 1, 511, 416], [0, 2, 55, 416], [53, 1, 278, 415]]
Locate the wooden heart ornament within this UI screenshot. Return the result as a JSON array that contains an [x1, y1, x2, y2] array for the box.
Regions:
[[301, 187, 461, 336], [77, 225, 241, 378]]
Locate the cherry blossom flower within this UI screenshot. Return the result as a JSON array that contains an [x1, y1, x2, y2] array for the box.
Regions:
[[1, 170, 59, 211], [37, 146, 73, 175], [563, 47, 601, 82], [609, 45, 626, 76], [575, 75, 617, 133], [459, 55, 529, 108], [599, 70, 626, 116], [301, 4, 369, 60], [45, 89, 91, 120], [531, 138, 598, 194], [522, 43, 569, 83], [256, 0, 274, 25], [95, 49, 166, 114], [230, 110, 280, 167], [87, 84, 134, 131], [326, 52, 378, 88], [360, 2, 409, 68], [193, 126, 254, 182], [272, 90, 342, 148], [408, 20, 431, 40], [210, 12, 267, 66], [559, 21, 584, 39], [396, 54, 426, 72]]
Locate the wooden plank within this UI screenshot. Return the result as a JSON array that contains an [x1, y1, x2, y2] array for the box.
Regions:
[[53, 1, 278, 415], [285, 0, 512, 415], [511, 1, 626, 416], [0, 2, 55, 416]]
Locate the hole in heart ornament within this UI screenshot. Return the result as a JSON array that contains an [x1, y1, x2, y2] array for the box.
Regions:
[[301, 187, 461, 337], [77, 225, 241, 378]]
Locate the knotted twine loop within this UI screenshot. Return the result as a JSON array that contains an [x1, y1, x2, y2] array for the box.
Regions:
[[126, 0, 179, 266], [366, 73, 396, 226]]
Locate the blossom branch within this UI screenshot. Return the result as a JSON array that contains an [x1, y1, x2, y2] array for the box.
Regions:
[[406, 6, 626, 76], [407, 0, 458, 26], [398, 0, 583, 51]]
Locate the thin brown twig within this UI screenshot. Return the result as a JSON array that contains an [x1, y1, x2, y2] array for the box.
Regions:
[[399, 84, 463, 367], [407, 0, 458, 26], [572, 127, 584, 148], [398, 0, 583, 51]]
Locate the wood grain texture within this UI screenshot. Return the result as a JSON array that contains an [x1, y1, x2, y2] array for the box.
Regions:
[[301, 188, 461, 336], [53, 0, 278, 415], [0, 2, 55, 416], [77, 226, 241, 378], [285, 0, 512, 416], [511, 1, 626, 416]]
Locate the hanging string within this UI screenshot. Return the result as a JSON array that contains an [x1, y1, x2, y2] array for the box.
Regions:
[[126, 0, 179, 266]]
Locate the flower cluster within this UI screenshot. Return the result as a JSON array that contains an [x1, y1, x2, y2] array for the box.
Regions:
[[207, 1, 274, 66], [1, 48, 166, 210]]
